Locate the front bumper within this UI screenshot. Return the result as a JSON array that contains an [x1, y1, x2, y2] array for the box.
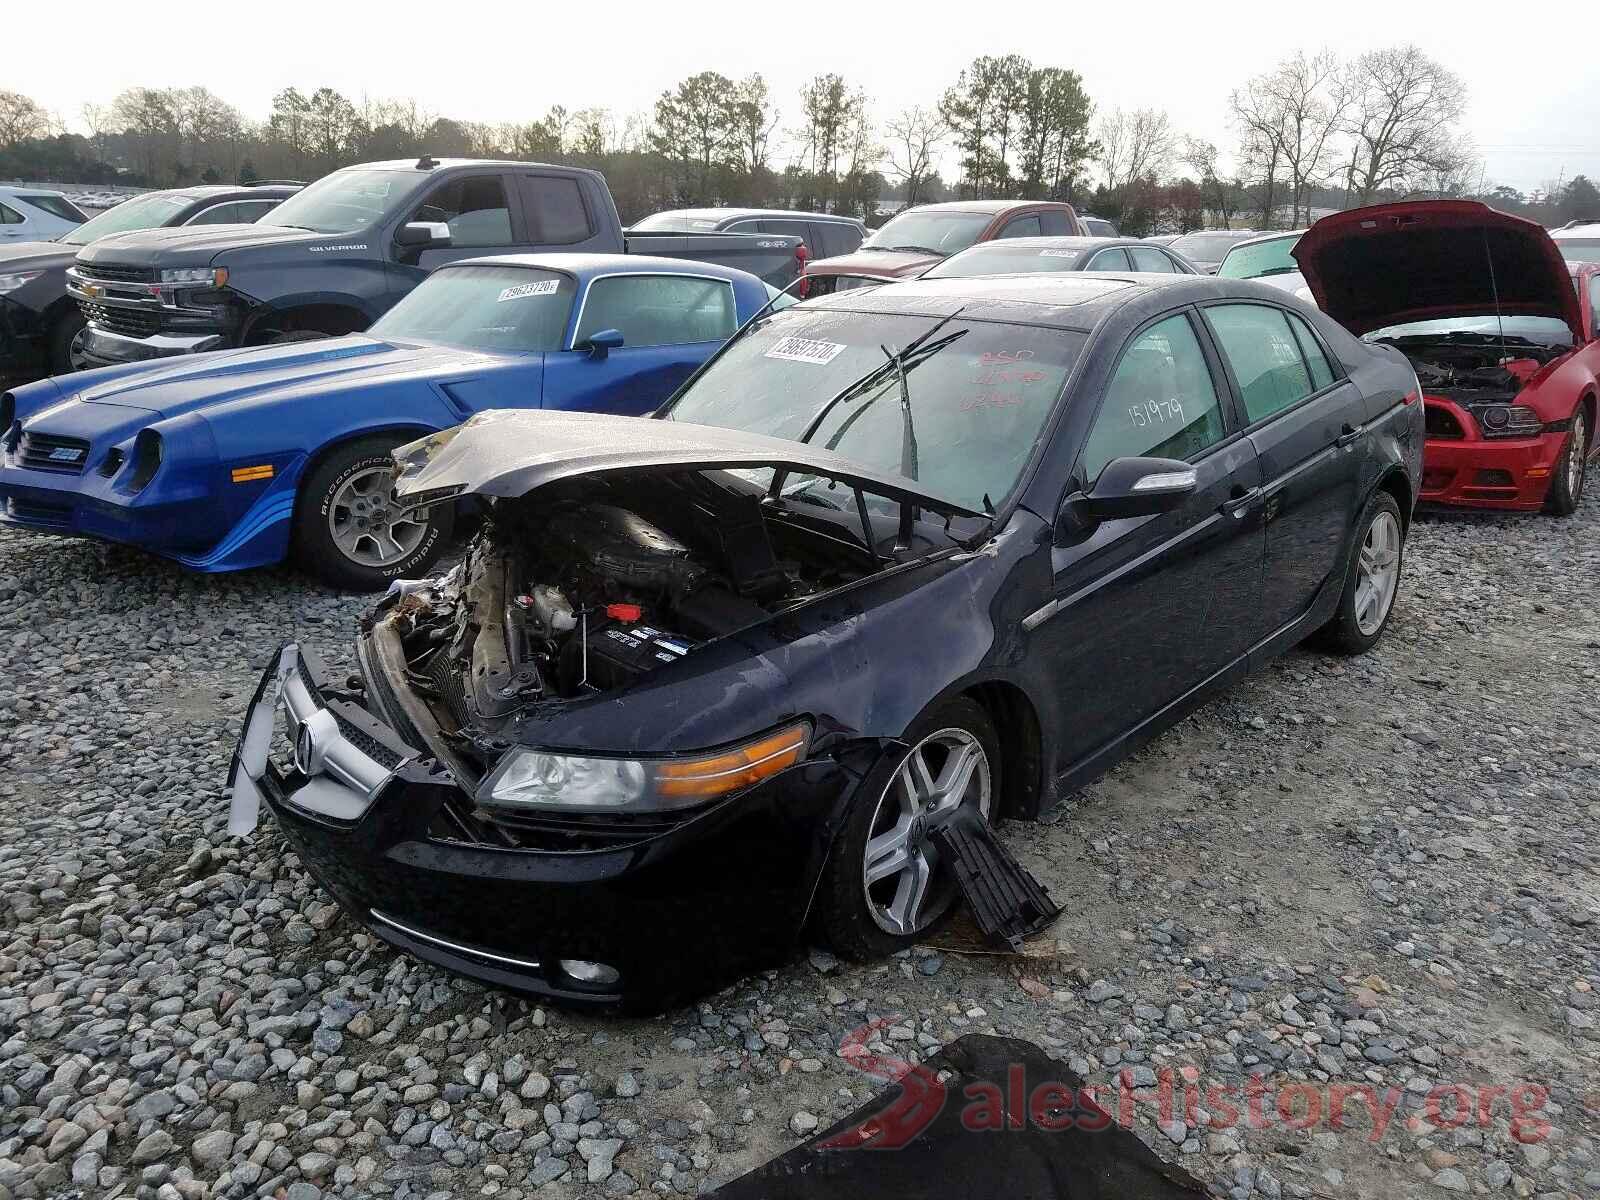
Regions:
[[73, 324, 224, 369], [228, 642, 856, 1014], [1419, 397, 1567, 510]]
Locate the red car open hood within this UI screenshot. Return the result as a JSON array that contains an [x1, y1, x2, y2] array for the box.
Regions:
[[1293, 201, 1584, 341]]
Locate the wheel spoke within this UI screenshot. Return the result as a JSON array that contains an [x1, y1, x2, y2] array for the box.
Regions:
[[885, 850, 933, 934], [865, 824, 912, 885], [1355, 578, 1377, 624]]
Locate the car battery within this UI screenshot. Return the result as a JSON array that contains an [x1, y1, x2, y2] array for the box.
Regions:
[[578, 619, 698, 691]]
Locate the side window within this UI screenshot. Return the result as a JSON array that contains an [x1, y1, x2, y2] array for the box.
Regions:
[[234, 200, 280, 223], [997, 215, 1042, 239], [757, 219, 810, 241], [1161, 251, 1193, 273], [1080, 312, 1228, 481], [1588, 276, 1600, 333], [411, 175, 513, 247], [574, 275, 737, 348], [1207, 304, 1316, 424], [821, 222, 864, 256], [520, 175, 594, 245], [1086, 248, 1132, 271], [1038, 210, 1073, 236], [0, 203, 23, 224], [186, 203, 241, 225], [1128, 246, 1174, 273], [1286, 312, 1336, 391]]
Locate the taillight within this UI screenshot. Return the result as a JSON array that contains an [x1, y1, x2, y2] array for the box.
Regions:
[[796, 244, 811, 299]]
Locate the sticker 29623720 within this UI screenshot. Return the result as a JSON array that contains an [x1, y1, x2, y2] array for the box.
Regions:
[[498, 279, 561, 302]]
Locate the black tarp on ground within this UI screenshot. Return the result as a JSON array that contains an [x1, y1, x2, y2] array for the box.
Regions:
[[712, 1034, 1210, 1200]]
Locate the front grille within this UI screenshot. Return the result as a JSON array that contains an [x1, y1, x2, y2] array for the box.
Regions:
[[82, 301, 159, 339], [6, 496, 71, 527], [331, 708, 404, 770], [76, 262, 155, 284], [17, 432, 91, 474], [1425, 406, 1464, 440]]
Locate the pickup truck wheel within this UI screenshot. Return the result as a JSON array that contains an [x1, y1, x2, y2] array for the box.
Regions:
[[49, 310, 86, 373], [815, 697, 999, 961], [293, 437, 455, 591], [1544, 408, 1588, 517]]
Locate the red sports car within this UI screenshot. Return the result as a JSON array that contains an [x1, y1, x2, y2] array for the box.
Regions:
[[1297, 201, 1598, 514]]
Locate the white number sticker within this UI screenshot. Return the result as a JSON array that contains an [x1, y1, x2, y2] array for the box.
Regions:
[[765, 336, 847, 365], [1038, 249, 1078, 257], [497, 279, 561, 302]]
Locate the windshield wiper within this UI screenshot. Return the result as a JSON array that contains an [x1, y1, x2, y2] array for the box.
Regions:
[[884, 342, 919, 481], [1254, 266, 1298, 277], [795, 307, 970, 446]]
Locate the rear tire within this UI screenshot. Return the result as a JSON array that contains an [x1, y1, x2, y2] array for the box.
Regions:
[[1317, 490, 1405, 656], [292, 436, 454, 591], [815, 696, 1000, 961], [49, 310, 86, 374], [1544, 407, 1589, 517]]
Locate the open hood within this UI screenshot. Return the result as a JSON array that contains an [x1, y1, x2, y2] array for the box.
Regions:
[[1294, 201, 1585, 340], [391, 410, 982, 516]]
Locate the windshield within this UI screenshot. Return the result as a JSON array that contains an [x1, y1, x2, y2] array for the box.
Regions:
[[60, 193, 189, 245], [1554, 237, 1600, 264], [924, 242, 1093, 278], [662, 306, 1084, 510], [1217, 235, 1300, 279], [1366, 315, 1574, 348], [264, 169, 417, 235], [862, 211, 992, 257], [631, 211, 722, 231], [372, 265, 575, 352], [1169, 233, 1247, 262]]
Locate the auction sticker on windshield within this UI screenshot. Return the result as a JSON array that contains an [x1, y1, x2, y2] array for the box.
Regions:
[[498, 280, 561, 302], [1039, 249, 1078, 257], [765, 336, 847, 365]]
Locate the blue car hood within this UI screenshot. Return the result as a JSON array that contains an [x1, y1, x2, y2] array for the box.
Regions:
[[66, 335, 518, 420]]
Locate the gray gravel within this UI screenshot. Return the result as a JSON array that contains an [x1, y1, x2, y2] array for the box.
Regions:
[[0, 491, 1597, 1200]]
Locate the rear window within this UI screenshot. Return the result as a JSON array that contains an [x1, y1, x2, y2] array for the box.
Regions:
[[1169, 232, 1249, 262], [1554, 237, 1600, 264], [817, 222, 863, 257], [521, 175, 593, 245], [18, 194, 85, 222], [1217, 235, 1301, 279]]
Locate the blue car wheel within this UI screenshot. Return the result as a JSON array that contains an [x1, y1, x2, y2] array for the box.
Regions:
[[292, 436, 456, 591]]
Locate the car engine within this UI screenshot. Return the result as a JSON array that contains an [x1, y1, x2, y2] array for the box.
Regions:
[[1376, 335, 1563, 404]]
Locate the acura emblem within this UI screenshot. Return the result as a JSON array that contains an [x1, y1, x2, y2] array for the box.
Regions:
[[290, 708, 337, 776]]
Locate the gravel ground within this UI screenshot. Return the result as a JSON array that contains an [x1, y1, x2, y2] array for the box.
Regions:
[[0, 491, 1596, 1200]]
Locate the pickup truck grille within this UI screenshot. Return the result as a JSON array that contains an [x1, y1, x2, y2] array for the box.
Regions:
[[82, 301, 160, 339], [75, 262, 155, 284], [17, 432, 91, 474]]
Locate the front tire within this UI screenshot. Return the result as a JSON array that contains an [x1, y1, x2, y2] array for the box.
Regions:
[[49, 310, 86, 374], [292, 436, 455, 591], [1544, 407, 1589, 517], [1318, 490, 1405, 656], [815, 696, 1000, 961]]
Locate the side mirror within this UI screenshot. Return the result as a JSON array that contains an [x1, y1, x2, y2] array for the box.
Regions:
[[395, 221, 451, 250], [581, 328, 624, 360], [1055, 455, 1197, 542]]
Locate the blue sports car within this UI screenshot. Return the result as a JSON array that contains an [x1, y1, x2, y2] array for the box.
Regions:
[[0, 254, 773, 588]]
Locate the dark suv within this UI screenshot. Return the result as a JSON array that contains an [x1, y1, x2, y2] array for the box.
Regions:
[[0, 183, 298, 378]]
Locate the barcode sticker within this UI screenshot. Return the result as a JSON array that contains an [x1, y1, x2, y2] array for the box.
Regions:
[[1038, 249, 1078, 257], [766, 336, 846, 365], [498, 279, 561, 302]]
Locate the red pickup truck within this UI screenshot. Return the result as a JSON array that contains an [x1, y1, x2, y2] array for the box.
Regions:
[[802, 199, 1086, 293]]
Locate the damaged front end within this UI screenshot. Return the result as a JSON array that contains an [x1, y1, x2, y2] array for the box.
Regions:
[[229, 410, 991, 1011], [1374, 334, 1560, 440]]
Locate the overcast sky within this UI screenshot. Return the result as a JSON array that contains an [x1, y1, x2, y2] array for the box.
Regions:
[[10, 0, 1597, 193]]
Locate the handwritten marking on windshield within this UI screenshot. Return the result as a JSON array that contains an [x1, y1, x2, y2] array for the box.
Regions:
[[1129, 399, 1186, 427]]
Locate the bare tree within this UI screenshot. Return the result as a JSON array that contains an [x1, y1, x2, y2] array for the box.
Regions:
[[885, 106, 945, 208], [730, 75, 778, 176], [0, 90, 49, 149], [1098, 107, 1173, 195], [1182, 136, 1242, 228], [1344, 45, 1468, 204]]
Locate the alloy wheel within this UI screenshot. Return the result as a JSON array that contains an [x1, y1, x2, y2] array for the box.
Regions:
[[326, 466, 427, 568], [1354, 510, 1401, 636], [862, 727, 992, 936], [1567, 415, 1587, 499]]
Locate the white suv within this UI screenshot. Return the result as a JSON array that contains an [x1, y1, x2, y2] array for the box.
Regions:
[[0, 186, 88, 243]]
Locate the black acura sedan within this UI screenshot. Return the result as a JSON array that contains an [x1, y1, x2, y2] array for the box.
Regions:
[[229, 272, 1423, 1013]]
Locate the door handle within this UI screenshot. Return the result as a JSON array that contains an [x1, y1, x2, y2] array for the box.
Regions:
[[1219, 486, 1261, 518], [1335, 423, 1362, 449]]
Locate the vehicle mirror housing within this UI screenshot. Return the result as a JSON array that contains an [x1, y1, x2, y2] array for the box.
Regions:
[[396, 221, 451, 249], [1056, 455, 1197, 541], [581, 328, 625, 360]]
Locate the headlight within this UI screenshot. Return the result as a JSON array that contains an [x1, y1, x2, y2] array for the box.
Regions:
[[0, 271, 44, 294], [158, 267, 228, 288], [478, 722, 810, 814], [1475, 404, 1543, 438]]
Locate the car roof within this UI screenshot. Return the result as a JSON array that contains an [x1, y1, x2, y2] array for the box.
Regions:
[[167, 184, 301, 203], [953, 236, 1135, 253], [651, 207, 863, 225], [0, 185, 69, 198], [899, 200, 1063, 215], [1226, 229, 1306, 249], [802, 272, 1226, 331], [432, 251, 759, 284], [1553, 223, 1600, 238]]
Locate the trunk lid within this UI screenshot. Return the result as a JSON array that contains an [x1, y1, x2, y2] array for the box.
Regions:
[[1294, 200, 1584, 340], [805, 248, 941, 280]]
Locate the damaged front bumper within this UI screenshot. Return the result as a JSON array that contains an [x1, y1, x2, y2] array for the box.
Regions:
[[227, 642, 858, 1013]]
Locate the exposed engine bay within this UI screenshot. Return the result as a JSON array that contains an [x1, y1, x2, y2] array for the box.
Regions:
[[367, 468, 966, 791], [1375, 335, 1565, 404]]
